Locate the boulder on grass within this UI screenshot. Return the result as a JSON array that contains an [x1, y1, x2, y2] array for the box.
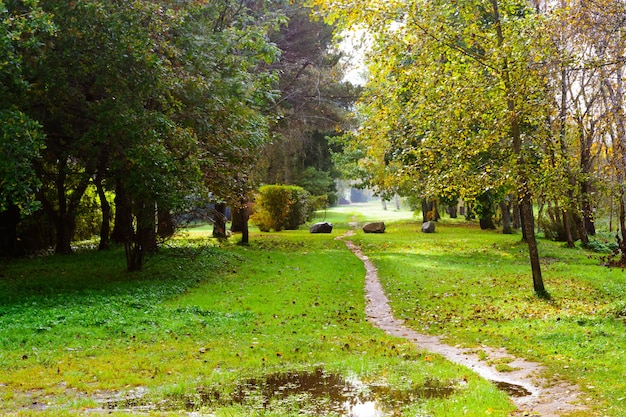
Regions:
[[363, 222, 386, 233], [421, 221, 435, 233], [310, 222, 333, 233]]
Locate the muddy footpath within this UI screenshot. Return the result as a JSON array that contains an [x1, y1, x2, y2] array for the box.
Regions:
[[338, 230, 588, 417]]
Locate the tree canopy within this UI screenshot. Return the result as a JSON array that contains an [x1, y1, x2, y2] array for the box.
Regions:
[[0, 0, 286, 266], [310, 0, 626, 292]]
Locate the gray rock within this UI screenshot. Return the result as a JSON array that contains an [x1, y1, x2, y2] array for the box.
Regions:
[[363, 222, 386, 233], [310, 222, 333, 233], [421, 221, 435, 233]]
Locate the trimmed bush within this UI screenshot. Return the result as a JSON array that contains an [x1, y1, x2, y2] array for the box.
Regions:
[[251, 185, 311, 232]]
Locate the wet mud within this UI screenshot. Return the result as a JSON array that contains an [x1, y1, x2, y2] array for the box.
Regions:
[[338, 229, 587, 416]]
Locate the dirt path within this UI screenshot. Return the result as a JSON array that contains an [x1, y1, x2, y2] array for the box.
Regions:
[[337, 230, 587, 416]]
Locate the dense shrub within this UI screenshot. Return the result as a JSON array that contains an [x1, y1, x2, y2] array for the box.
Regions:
[[251, 185, 311, 232]]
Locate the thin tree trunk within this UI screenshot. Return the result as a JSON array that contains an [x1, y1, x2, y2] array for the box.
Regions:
[[512, 199, 521, 229], [499, 201, 512, 234], [562, 209, 575, 248], [619, 187, 626, 266], [491, 0, 545, 296], [240, 203, 250, 245], [94, 175, 111, 250], [519, 195, 546, 295], [111, 180, 133, 244], [126, 201, 156, 272]]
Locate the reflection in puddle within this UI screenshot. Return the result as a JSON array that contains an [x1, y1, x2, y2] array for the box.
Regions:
[[102, 369, 535, 414], [222, 368, 455, 416], [104, 368, 457, 415], [491, 380, 532, 397]]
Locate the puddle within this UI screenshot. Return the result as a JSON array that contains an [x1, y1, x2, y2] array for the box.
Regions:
[[491, 380, 532, 397], [103, 368, 457, 416], [226, 368, 455, 416]]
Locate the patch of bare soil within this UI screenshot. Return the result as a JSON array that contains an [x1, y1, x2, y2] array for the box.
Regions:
[[338, 230, 588, 417]]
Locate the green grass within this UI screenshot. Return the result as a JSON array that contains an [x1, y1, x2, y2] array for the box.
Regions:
[[0, 217, 512, 416], [342, 212, 626, 417], [2, 201, 623, 416], [311, 200, 416, 226]]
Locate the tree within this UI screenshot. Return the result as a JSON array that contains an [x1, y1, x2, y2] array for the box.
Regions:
[[258, 1, 359, 201], [0, 1, 54, 256], [171, 0, 283, 245], [24, 0, 185, 255], [311, 0, 552, 296], [8, 0, 282, 268]]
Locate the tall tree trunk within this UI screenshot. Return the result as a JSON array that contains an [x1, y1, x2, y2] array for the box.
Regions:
[[94, 174, 111, 251], [212, 202, 227, 239], [111, 180, 132, 244], [618, 186, 626, 267], [240, 203, 250, 245], [519, 194, 546, 295], [562, 209, 575, 248], [557, 52, 579, 248], [579, 136, 596, 236], [499, 201, 512, 234], [491, 0, 546, 296], [126, 200, 156, 272], [512, 199, 521, 229]]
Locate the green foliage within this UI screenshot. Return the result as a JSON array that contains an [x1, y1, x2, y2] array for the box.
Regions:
[[251, 184, 311, 231], [582, 238, 618, 254], [3, 0, 284, 256], [0, 110, 45, 213], [0, 0, 55, 98], [258, 4, 357, 195], [295, 166, 337, 205], [309, 194, 329, 213], [311, 0, 558, 210], [0, 1, 53, 214]]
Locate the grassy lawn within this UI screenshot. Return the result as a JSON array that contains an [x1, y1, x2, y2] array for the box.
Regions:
[[0, 201, 623, 416], [341, 208, 625, 417], [0, 207, 511, 416]]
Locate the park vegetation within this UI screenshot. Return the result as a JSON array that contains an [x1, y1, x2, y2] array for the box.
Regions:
[[311, 0, 626, 294], [1, 209, 625, 415], [2, 1, 626, 414], [0, 0, 355, 269]]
